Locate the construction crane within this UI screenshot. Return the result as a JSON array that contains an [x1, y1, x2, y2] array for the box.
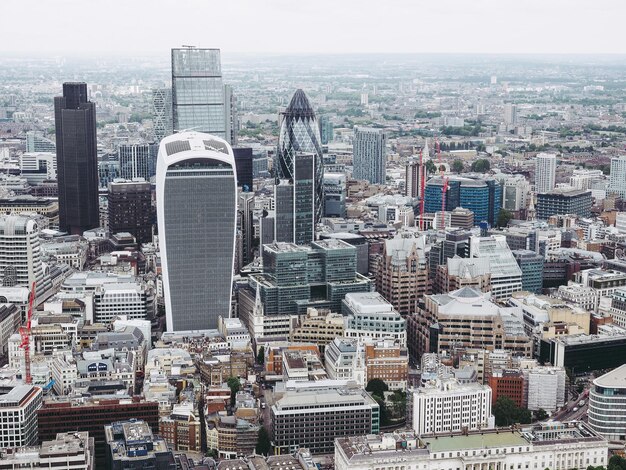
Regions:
[[419, 147, 425, 230], [19, 282, 36, 385], [436, 138, 448, 230]]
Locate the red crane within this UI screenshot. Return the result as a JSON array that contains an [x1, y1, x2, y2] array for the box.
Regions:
[[419, 147, 425, 230], [436, 138, 448, 230], [19, 282, 36, 384]]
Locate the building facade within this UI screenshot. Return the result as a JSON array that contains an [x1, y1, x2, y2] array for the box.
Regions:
[[157, 132, 237, 331], [535, 153, 556, 194], [54, 82, 99, 234], [536, 189, 592, 220], [0, 385, 42, 449], [118, 143, 155, 181], [353, 127, 386, 185], [588, 364, 626, 441], [107, 179, 152, 243], [152, 88, 173, 144]]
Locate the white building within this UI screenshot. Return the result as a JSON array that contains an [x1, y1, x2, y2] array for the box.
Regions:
[[0, 431, 94, 470], [535, 153, 556, 194], [609, 155, 626, 198], [469, 236, 523, 300], [524, 366, 566, 412], [556, 282, 598, 312], [217, 316, 251, 349], [570, 169, 604, 191], [0, 384, 42, 448], [589, 364, 626, 441], [412, 377, 493, 436], [343, 292, 407, 347], [19, 152, 57, 184], [93, 283, 150, 324], [324, 338, 366, 387], [335, 422, 608, 470]]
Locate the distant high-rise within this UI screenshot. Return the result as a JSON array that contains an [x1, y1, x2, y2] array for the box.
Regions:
[[319, 115, 333, 145], [233, 147, 253, 191], [108, 179, 152, 243], [151, 88, 173, 143], [353, 126, 386, 184], [171, 47, 226, 139], [275, 152, 315, 245], [224, 84, 238, 145], [503, 103, 517, 126], [54, 82, 99, 234], [118, 143, 155, 181], [609, 155, 626, 198], [276, 89, 324, 222], [157, 132, 237, 331], [25, 131, 55, 153], [535, 153, 556, 194]]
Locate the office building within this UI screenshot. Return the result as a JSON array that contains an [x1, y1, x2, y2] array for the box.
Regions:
[[151, 88, 173, 144], [290, 309, 345, 353], [224, 83, 238, 145], [435, 256, 491, 294], [365, 340, 408, 391], [93, 283, 151, 323], [276, 89, 324, 222], [343, 292, 407, 346], [353, 127, 386, 184], [589, 364, 626, 440], [497, 173, 531, 212], [157, 132, 237, 331], [425, 175, 502, 226], [0, 432, 94, 470], [609, 155, 626, 198], [238, 240, 371, 338], [205, 415, 259, 459], [488, 369, 525, 407], [450, 207, 474, 229], [535, 153, 557, 194], [54, 82, 99, 234], [25, 131, 55, 153], [19, 152, 56, 185], [105, 420, 175, 469], [0, 196, 59, 229], [159, 403, 202, 452], [38, 397, 159, 467], [503, 103, 517, 126], [536, 188, 592, 219], [275, 152, 315, 245], [319, 115, 333, 145], [370, 233, 429, 316], [468, 236, 523, 300], [335, 423, 608, 470], [405, 157, 424, 199], [408, 287, 532, 360], [0, 304, 20, 356], [0, 385, 42, 448], [107, 179, 152, 243], [271, 381, 379, 455], [524, 366, 566, 412], [412, 377, 493, 435], [323, 172, 346, 217], [171, 47, 226, 139], [233, 147, 253, 190], [539, 333, 626, 371], [513, 249, 544, 294], [118, 143, 155, 181]]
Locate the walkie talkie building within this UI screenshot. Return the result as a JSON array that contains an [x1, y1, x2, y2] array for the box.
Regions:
[[276, 89, 324, 222], [156, 132, 237, 331]]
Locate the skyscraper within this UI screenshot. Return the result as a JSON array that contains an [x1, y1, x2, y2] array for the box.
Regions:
[[276, 89, 324, 222], [233, 147, 253, 191], [224, 84, 238, 145], [353, 126, 387, 184], [54, 82, 99, 234], [609, 155, 626, 198], [151, 88, 173, 144], [275, 152, 315, 245], [118, 143, 155, 181], [156, 132, 237, 331], [171, 47, 226, 139], [535, 153, 556, 194], [503, 103, 517, 126]]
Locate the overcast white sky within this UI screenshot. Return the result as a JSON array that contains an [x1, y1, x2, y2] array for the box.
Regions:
[[1, 0, 624, 56]]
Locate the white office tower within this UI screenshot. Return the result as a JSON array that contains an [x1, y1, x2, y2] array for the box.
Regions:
[[157, 132, 237, 332], [609, 155, 626, 198], [353, 127, 387, 184], [469, 235, 523, 300], [0, 384, 43, 448], [412, 377, 493, 436], [589, 364, 626, 440], [535, 153, 556, 194]]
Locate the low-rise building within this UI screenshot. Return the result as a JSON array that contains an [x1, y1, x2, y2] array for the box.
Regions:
[[0, 432, 94, 470], [0, 384, 42, 449], [289, 308, 345, 354], [343, 292, 406, 346], [104, 419, 175, 469]]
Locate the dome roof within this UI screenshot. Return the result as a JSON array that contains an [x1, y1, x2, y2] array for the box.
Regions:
[[285, 89, 316, 119]]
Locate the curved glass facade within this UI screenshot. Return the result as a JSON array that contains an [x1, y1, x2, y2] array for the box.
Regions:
[[276, 89, 324, 222]]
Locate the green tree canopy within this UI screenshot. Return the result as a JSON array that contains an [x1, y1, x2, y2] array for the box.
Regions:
[[496, 209, 513, 228], [471, 158, 491, 172], [255, 427, 272, 455], [493, 396, 532, 426], [366, 379, 389, 398], [451, 159, 465, 173], [256, 346, 265, 365], [425, 159, 437, 174], [227, 377, 240, 407]]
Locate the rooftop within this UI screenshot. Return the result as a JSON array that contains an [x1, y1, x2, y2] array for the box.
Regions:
[[593, 363, 626, 389]]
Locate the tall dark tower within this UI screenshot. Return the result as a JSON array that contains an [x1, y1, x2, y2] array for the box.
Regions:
[[276, 89, 324, 223], [54, 83, 99, 234]]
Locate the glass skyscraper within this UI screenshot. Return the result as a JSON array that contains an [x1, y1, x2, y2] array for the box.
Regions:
[[118, 143, 155, 181], [54, 82, 99, 234], [276, 89, 324, 222], [171, 48, 226, 139], [156, 132, 237, 331], [151, 88, 173, 143]]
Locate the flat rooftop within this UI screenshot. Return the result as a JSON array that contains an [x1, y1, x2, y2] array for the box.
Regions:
[[594, 363, 626, 389], [423, 431, 527, 453]]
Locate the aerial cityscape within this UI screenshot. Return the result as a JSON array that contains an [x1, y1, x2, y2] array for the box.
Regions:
[[2, 1, 626, 469]]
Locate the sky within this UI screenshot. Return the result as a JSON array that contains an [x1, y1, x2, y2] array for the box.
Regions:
[[1, 0, 624, 57]]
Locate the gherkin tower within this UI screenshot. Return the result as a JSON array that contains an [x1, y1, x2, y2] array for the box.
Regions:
[[276, 89, 324, 222]]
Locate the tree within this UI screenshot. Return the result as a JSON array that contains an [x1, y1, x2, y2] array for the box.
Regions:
[[373, 395, 391, 427], [256, 346, 265, 365], [227, 377, 240, 407], [255, 427, 272, 455], [496, 209, 513, 228], [608, 455, 626, 470], [471, 158, 491, 172], [366, 379, 389, 398], [533, 408, 548, 421], [493, 396, 531, 426], [425, 159, 437, 174], [451, 159, 465, 174]]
